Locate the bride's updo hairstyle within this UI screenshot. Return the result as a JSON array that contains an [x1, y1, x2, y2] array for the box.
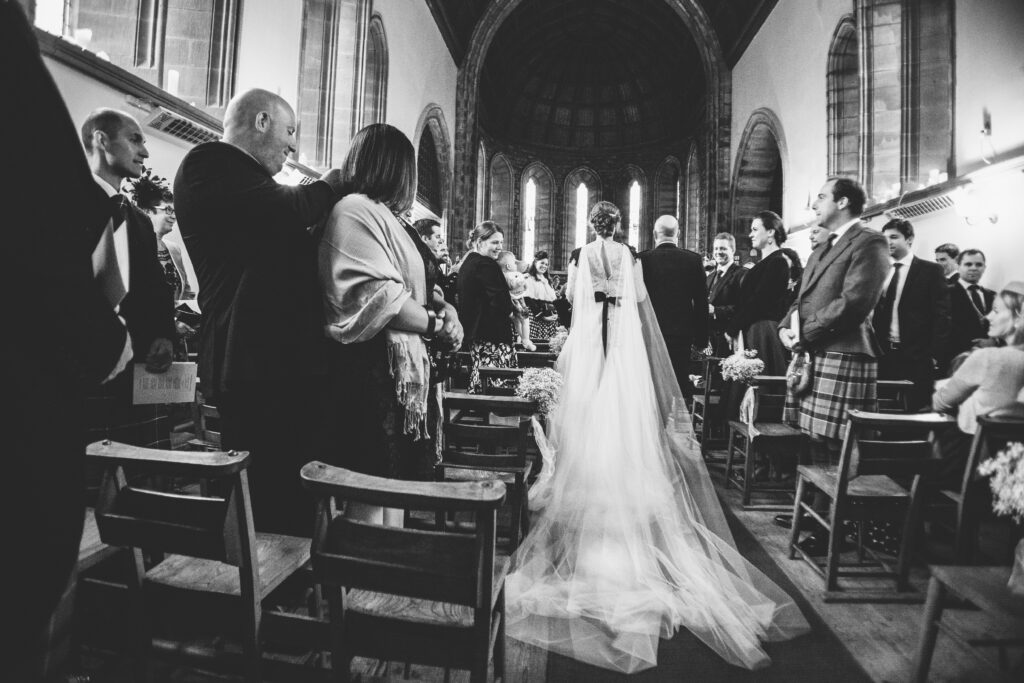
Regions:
[[589, 201, 621, 237]]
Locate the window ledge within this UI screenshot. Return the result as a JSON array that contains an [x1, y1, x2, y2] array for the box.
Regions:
[[36, 28, 223, 135]]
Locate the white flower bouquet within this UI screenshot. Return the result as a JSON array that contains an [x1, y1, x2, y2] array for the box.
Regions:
[[548, 325, 569, 355], [515, 367, 562, 415], [978, 441, 1024, 523], [720, 349, 765, 384]]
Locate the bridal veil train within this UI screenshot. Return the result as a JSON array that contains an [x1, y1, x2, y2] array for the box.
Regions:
[[506, 234, 809, 673]]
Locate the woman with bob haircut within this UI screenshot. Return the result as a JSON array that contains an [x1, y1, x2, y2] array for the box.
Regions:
[[457, 220, 516, 392], [524, 250, 560, 340], [319, 123, 463, 503]]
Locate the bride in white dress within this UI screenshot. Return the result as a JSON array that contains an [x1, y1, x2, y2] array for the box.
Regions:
[[505, 201, 809, 673]]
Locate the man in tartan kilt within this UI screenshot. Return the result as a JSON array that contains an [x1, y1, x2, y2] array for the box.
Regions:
[[777, 177, 889, 551]]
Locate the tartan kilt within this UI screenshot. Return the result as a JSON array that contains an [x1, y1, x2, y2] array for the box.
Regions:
[[784, 351, 877, 441]]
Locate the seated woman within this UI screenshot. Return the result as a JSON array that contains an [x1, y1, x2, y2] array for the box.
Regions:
[[523, 250, 560, 340], [933, 280, 1024, 488], [457, 221, 516, 393]]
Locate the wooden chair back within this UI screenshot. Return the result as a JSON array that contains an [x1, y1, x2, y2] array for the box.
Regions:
[[188, 402, 222, 450], [477, 366, 523, 396], [86, 440, 311, 682], [299, 463, 507, 679], [516, 351, 556, 368], [748, 375, 789, 422], [877, 379, 915, 414], [443, 391, 539, 426], [839, 411, 954, 482], [443, 420, 530, 470]]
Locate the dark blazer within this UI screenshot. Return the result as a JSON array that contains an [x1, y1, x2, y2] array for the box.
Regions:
[[3, 2, 127, 673], [707, 263, 744, 333], [114, 203, 176, 355], [457, 251, 513, 347], [637, 243, 709, 348], [875, 256, 951, 362], [174, 141, 338, 399], [948, 280, 996, 358], [728, 251, 790, 337], [784, 223, 889, 355]]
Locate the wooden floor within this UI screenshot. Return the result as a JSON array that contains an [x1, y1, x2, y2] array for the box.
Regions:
[[76, 450, 1022, 683]]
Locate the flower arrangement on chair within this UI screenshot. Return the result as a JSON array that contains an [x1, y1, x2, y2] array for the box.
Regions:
[[515, 367, 562, 415], [548, 326, 570, 355], [978, 441, 1024, 595], [720, 349, 765, 385]]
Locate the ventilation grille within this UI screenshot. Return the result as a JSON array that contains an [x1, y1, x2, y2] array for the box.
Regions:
[[886, 194, 955, 220], [144, 108, 221, 145]]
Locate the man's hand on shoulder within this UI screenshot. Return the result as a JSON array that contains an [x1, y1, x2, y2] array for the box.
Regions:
[[320, 168, 348, 197]]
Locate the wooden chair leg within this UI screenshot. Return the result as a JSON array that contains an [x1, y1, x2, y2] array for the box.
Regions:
[[910, 576, 946, 683], [742, 441, 756, 506], [327, 586, 349, 682], [789, 476, 807, 559], [897, 478, 926, 592], [825, 502, 843, 592], [494, 589, 506, 682], [724, 428, 736, 489]]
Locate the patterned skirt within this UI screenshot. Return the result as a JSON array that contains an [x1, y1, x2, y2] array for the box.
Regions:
[[469, 341, 518, 394], [529, 317, 558, 341], [784, 351, 877, 441]]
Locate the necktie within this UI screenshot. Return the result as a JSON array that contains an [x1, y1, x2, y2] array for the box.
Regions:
[[876, 262, 902, 345], [820, 232, 837, 258], [968, 284, 987, 314], [92, 195, 129, 308]]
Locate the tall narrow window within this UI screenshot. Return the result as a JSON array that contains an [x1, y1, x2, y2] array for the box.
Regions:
[[827, 18, 859, 180], [488, 154, 513, 235], [298, 0, 340, 168], [575, 183, 589, 248], [361, 15, 388, 127], [628, 181, 641, 248], [685, 147, 702, 250], [523, 179, 537, 261]]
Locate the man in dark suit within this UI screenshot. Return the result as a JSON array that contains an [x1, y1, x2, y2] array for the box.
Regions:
[[175, 88, 346, 536], [948, 248, 996, 359], [934, 242, 960, 284], [637, 215, 709, 401], [706, 231, 745, 357], [874, 219, 951, 410], [4, 2, 131, 678]]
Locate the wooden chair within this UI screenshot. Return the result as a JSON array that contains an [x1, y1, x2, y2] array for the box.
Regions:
[[515, 350, 556, 368], [724, 376, 810, 509], [300, 463, 508, 683], [85, 440, 314, 682], [939, 402, 1024, 563], [477, 367, 523, 396], [186, 402, 222, 451], [788, 410, 956, 601], [436, 420, 533, 551], [691, 356, 725, 454], [877, 379, 914, 414]]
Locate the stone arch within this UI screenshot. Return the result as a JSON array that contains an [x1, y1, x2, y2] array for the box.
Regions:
[[520, 161, 555, 262], [731, 108, 786, 257], [561, 166, 602, 270], [413, 103, 453, 219], [451, 0, 730, 245], [361, 14, 388, 127]]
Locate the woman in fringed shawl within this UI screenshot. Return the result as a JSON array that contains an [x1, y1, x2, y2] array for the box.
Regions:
[[318, 124, 463, 517]]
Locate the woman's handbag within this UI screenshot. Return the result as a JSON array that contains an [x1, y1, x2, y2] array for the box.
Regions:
[[786, 351, 813, 397]]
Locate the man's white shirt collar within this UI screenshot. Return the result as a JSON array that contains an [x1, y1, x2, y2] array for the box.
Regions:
[[891, 252, 914, 268], [828, 218, 859, 243], [93, 172, 120, 197]]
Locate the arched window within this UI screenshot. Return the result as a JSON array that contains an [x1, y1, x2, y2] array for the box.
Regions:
[[520, 162, 554, 261], [475, 141, 487, 225], [361, 15, 388, 127], [827, 18, 859, 180], [563, 167, 601, 268], [654, 156, 683, 222], [523, 178, 537, 260], [685, 146, 702, 252], [416, 126, 442, 217], [575, 183, 589, 249], [488, 154, 513, 235], [628, 181, 641, 249]]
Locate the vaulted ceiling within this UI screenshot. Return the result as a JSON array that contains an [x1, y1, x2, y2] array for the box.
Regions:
[[426, 0, 777, 150]]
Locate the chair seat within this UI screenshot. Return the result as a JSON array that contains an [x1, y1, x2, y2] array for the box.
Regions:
[[797, 465, 908, 499], [147, 532, 309, 598], [939, 488, 963, 504], [692, 395, 720, 408], [728, 419, 805, 440], [347, 555, 511, 628]]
